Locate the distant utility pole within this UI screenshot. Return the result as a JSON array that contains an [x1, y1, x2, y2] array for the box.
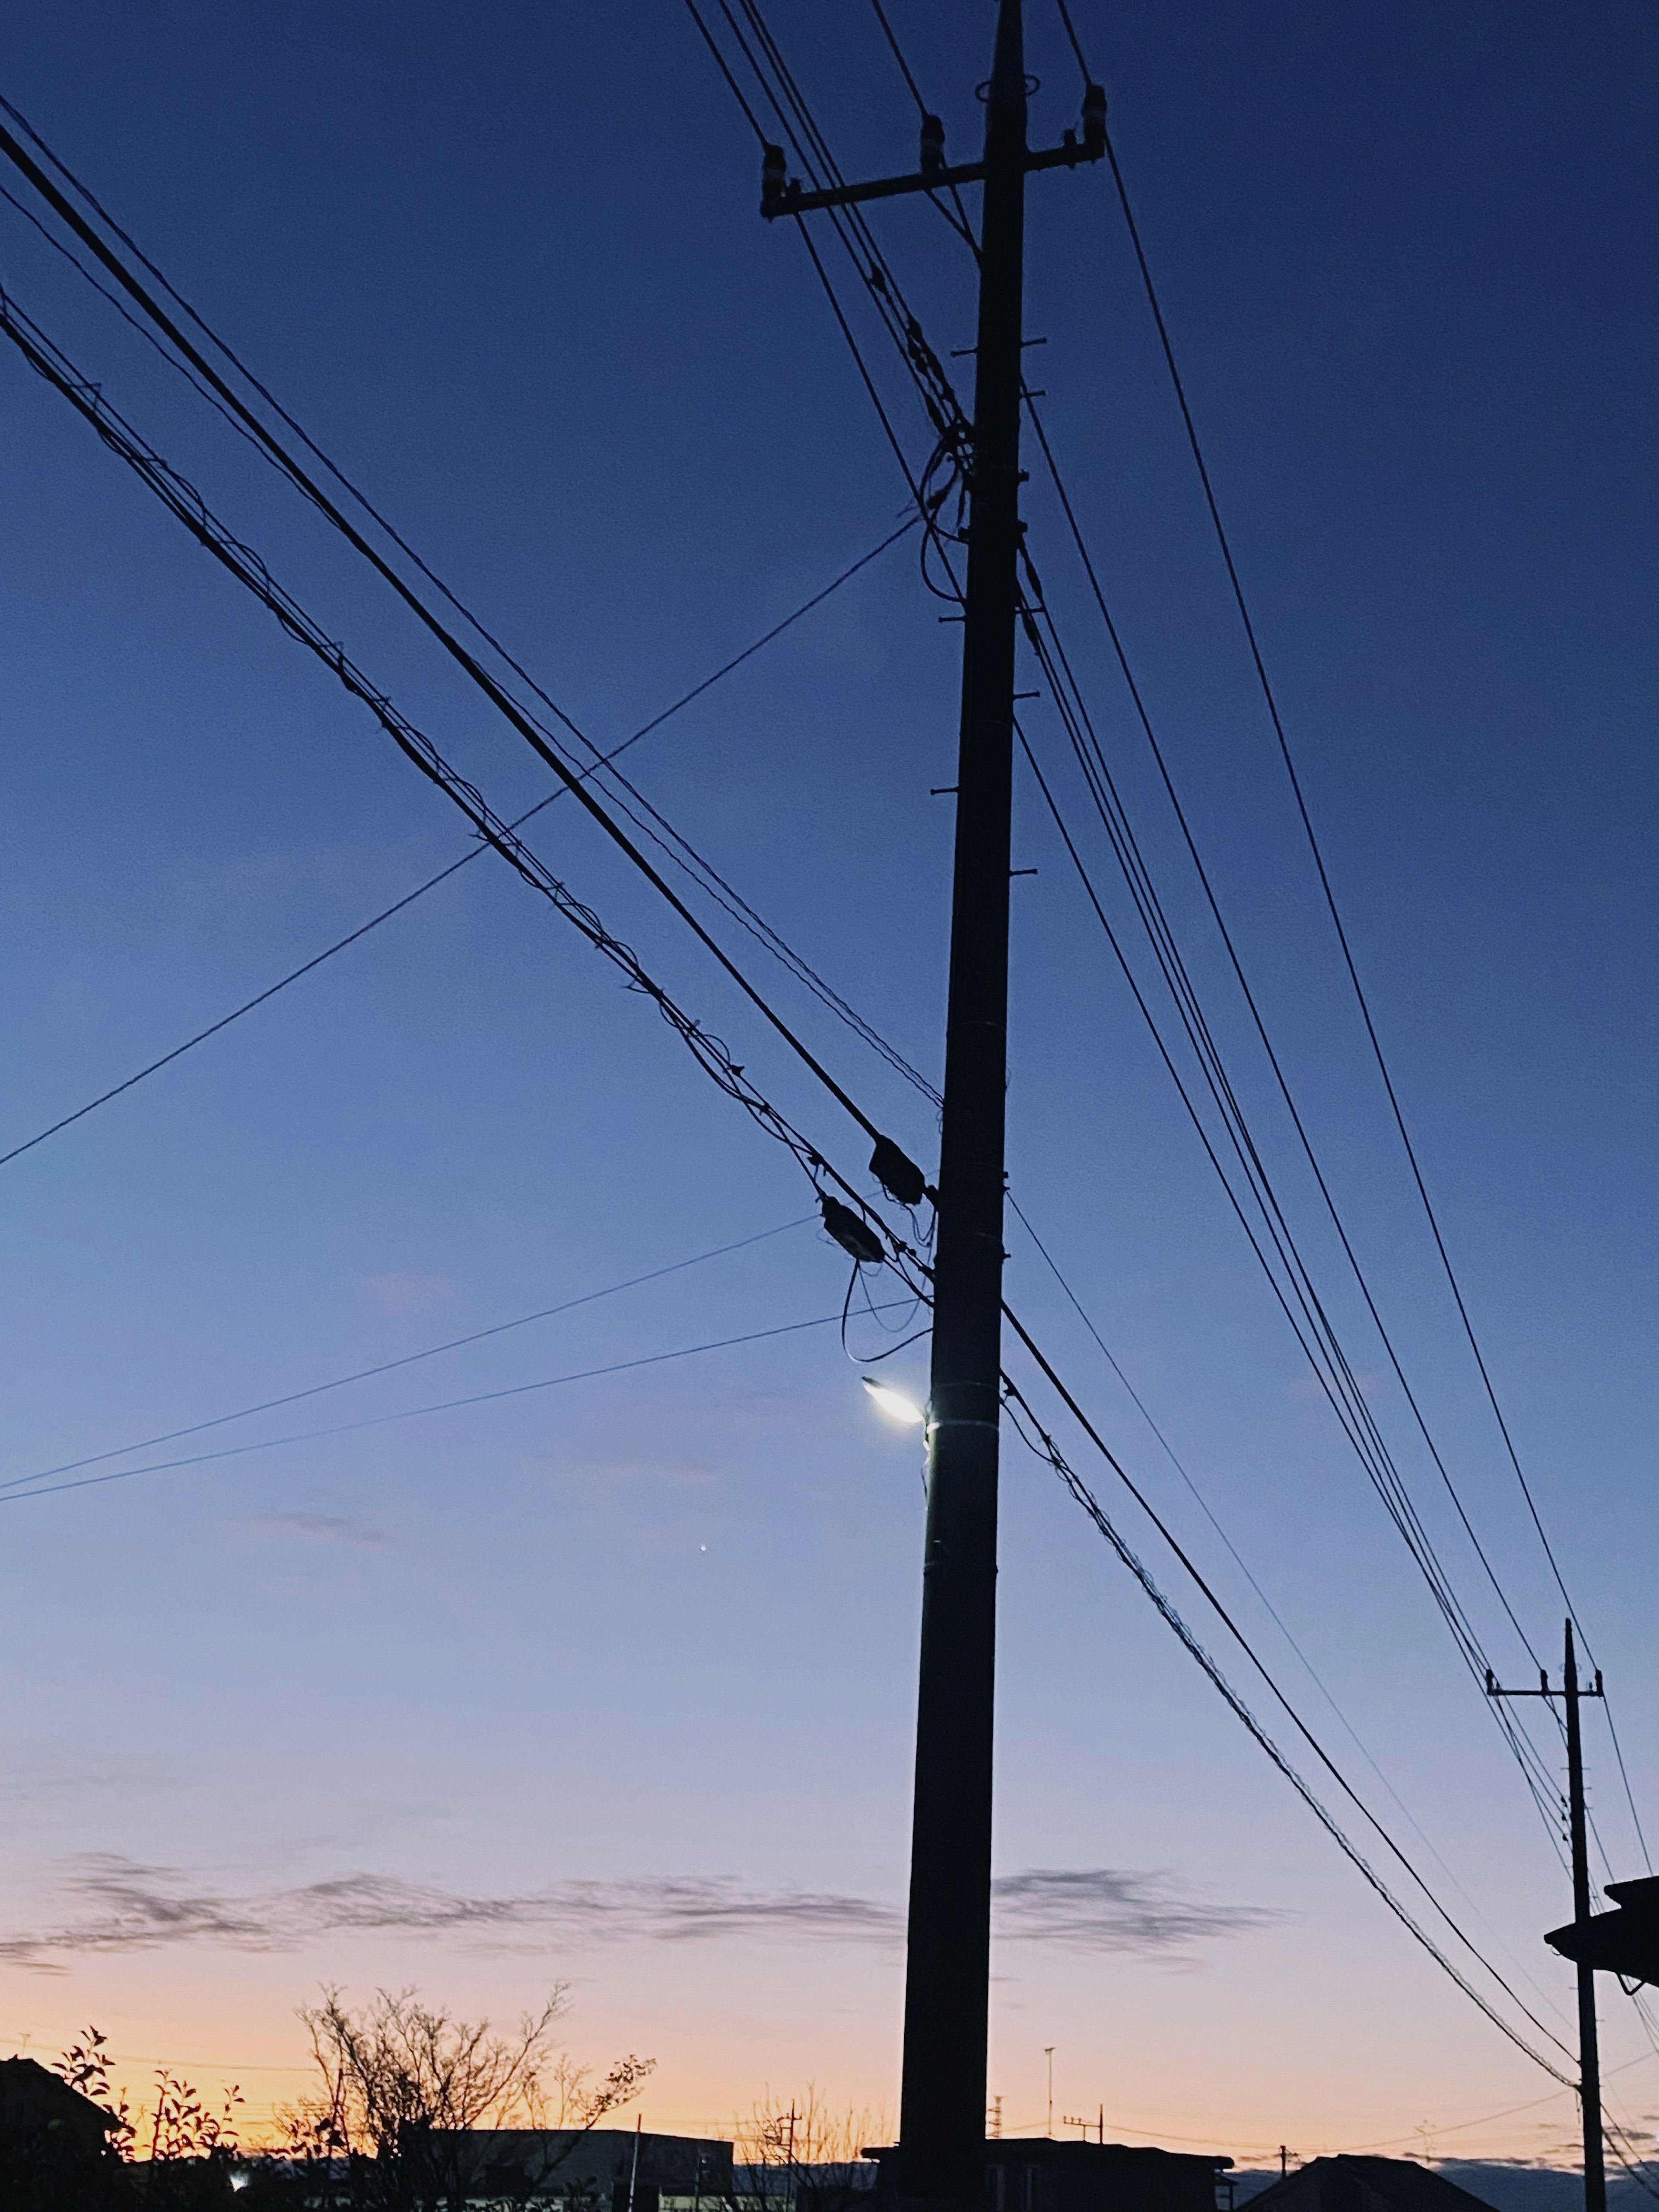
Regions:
[[1045, 2050, 1055, 2139], [1487, 1621, 1606, 2212], [760, 8, 1103, 2212], [627, 2115, 643, 2212]]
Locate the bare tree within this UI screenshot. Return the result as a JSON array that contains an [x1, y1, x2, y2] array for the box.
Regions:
[[729, 2086, 885, 2212], [267, 1985, 652, 2209]]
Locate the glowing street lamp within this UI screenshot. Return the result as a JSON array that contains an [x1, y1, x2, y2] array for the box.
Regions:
[[862, 1375, 925, 1426]]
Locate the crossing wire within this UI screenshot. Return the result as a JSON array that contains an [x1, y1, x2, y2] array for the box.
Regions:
[[0, 1217, 816, 1496], [0, 281, 934, 1288], [0, 516, 919, 1175], [0, 1301, 911, 1511], [0, 115, 928, 1179]]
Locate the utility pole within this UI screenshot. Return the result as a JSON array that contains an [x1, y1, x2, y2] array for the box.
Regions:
[[1487, 1622, 1606, 2212], [760, 11, 1103, 2212]]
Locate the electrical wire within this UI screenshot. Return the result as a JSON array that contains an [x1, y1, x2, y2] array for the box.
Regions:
[[1017, 605, 1545, 1707], [0, 119, 929, 1180], [0, 518, 917, 1173], [0, 1301, 910, 1510], [1, 83, 948, 1131], [997, 1374, 1575, 2086], [1041, 15, 1649, 1877], [864, 0, 980, 250], [1022, 393, 1552, 1681], [1012, 692, 1570, 1848], [997, 1294, 1577, 2063], [0, 1217, 815, 1496], [0, 281, 930, 1279], [1077, 90, 1648, 1870], [1006, 1192, 1580, 2034]]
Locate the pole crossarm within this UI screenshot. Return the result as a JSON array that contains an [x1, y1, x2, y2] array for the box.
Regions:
[[761, 127, 1103, 219], [1486, 1674, 1604, 1700]]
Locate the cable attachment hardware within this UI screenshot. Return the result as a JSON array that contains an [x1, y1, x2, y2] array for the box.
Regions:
[[822, 1193, 887, 1266], [761, 143, 790, 216], [1082, 84, 1107, 160], [870, 1134, 928, 1210], [920, 114, 947, 175]]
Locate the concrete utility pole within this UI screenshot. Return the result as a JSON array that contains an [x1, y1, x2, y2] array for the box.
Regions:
[[1487, 1622, 1606, 2212], [761, 13, 1103, 2210]]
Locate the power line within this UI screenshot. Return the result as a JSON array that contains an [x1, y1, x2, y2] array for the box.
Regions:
[[1090, 108, 1649, 1864], [996, 1372, 1575, 2087], [1012, 692, 1570, 1847], [3, 80, 951, 1156], [0, 518, 916, 1174], [997, 1297, 1576, 2066], [0, 282, 931, 1269], [0, 1301, 907, 1511], [0, 120, 928, 1186], [0, 1217, 814, 1496], [1022, 394, 1554, 1681], [1007, 1194, 1579, 2036]]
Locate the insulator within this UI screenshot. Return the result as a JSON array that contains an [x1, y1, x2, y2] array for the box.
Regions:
[[920, 114, 947, 175], [761, 143, 789, 212]]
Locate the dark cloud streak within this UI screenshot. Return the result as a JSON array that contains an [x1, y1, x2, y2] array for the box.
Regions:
[[0, 1858, 1271, 1974]]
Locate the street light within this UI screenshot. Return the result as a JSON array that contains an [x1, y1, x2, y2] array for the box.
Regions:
[[861, 1376, 925, 1425]]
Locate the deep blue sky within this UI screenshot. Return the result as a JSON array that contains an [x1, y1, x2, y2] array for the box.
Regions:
[[0, 0, 1653, 2162]]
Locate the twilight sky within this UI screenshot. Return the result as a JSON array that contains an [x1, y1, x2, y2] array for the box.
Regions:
[[0, 0, 1653, 2168]]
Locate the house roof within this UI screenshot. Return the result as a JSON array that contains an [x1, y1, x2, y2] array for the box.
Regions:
[[0, 2055, 126, 2135], [1240, 2158, 1497, 2212]]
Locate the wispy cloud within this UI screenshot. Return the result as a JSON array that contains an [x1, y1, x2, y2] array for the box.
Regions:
[[0, 1861, 1270, 1975], [991, 1869, 1274, 1951], [229, 1513, 387, 1546]]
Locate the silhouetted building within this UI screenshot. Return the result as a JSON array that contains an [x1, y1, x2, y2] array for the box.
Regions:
[[864, 2138, 1233, 2212], [427, 2126, 735, 2207], [1237, 2158, 1498, 2212], [0, 2056, 129, 2209], [0, 2055, 125, 2156]]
